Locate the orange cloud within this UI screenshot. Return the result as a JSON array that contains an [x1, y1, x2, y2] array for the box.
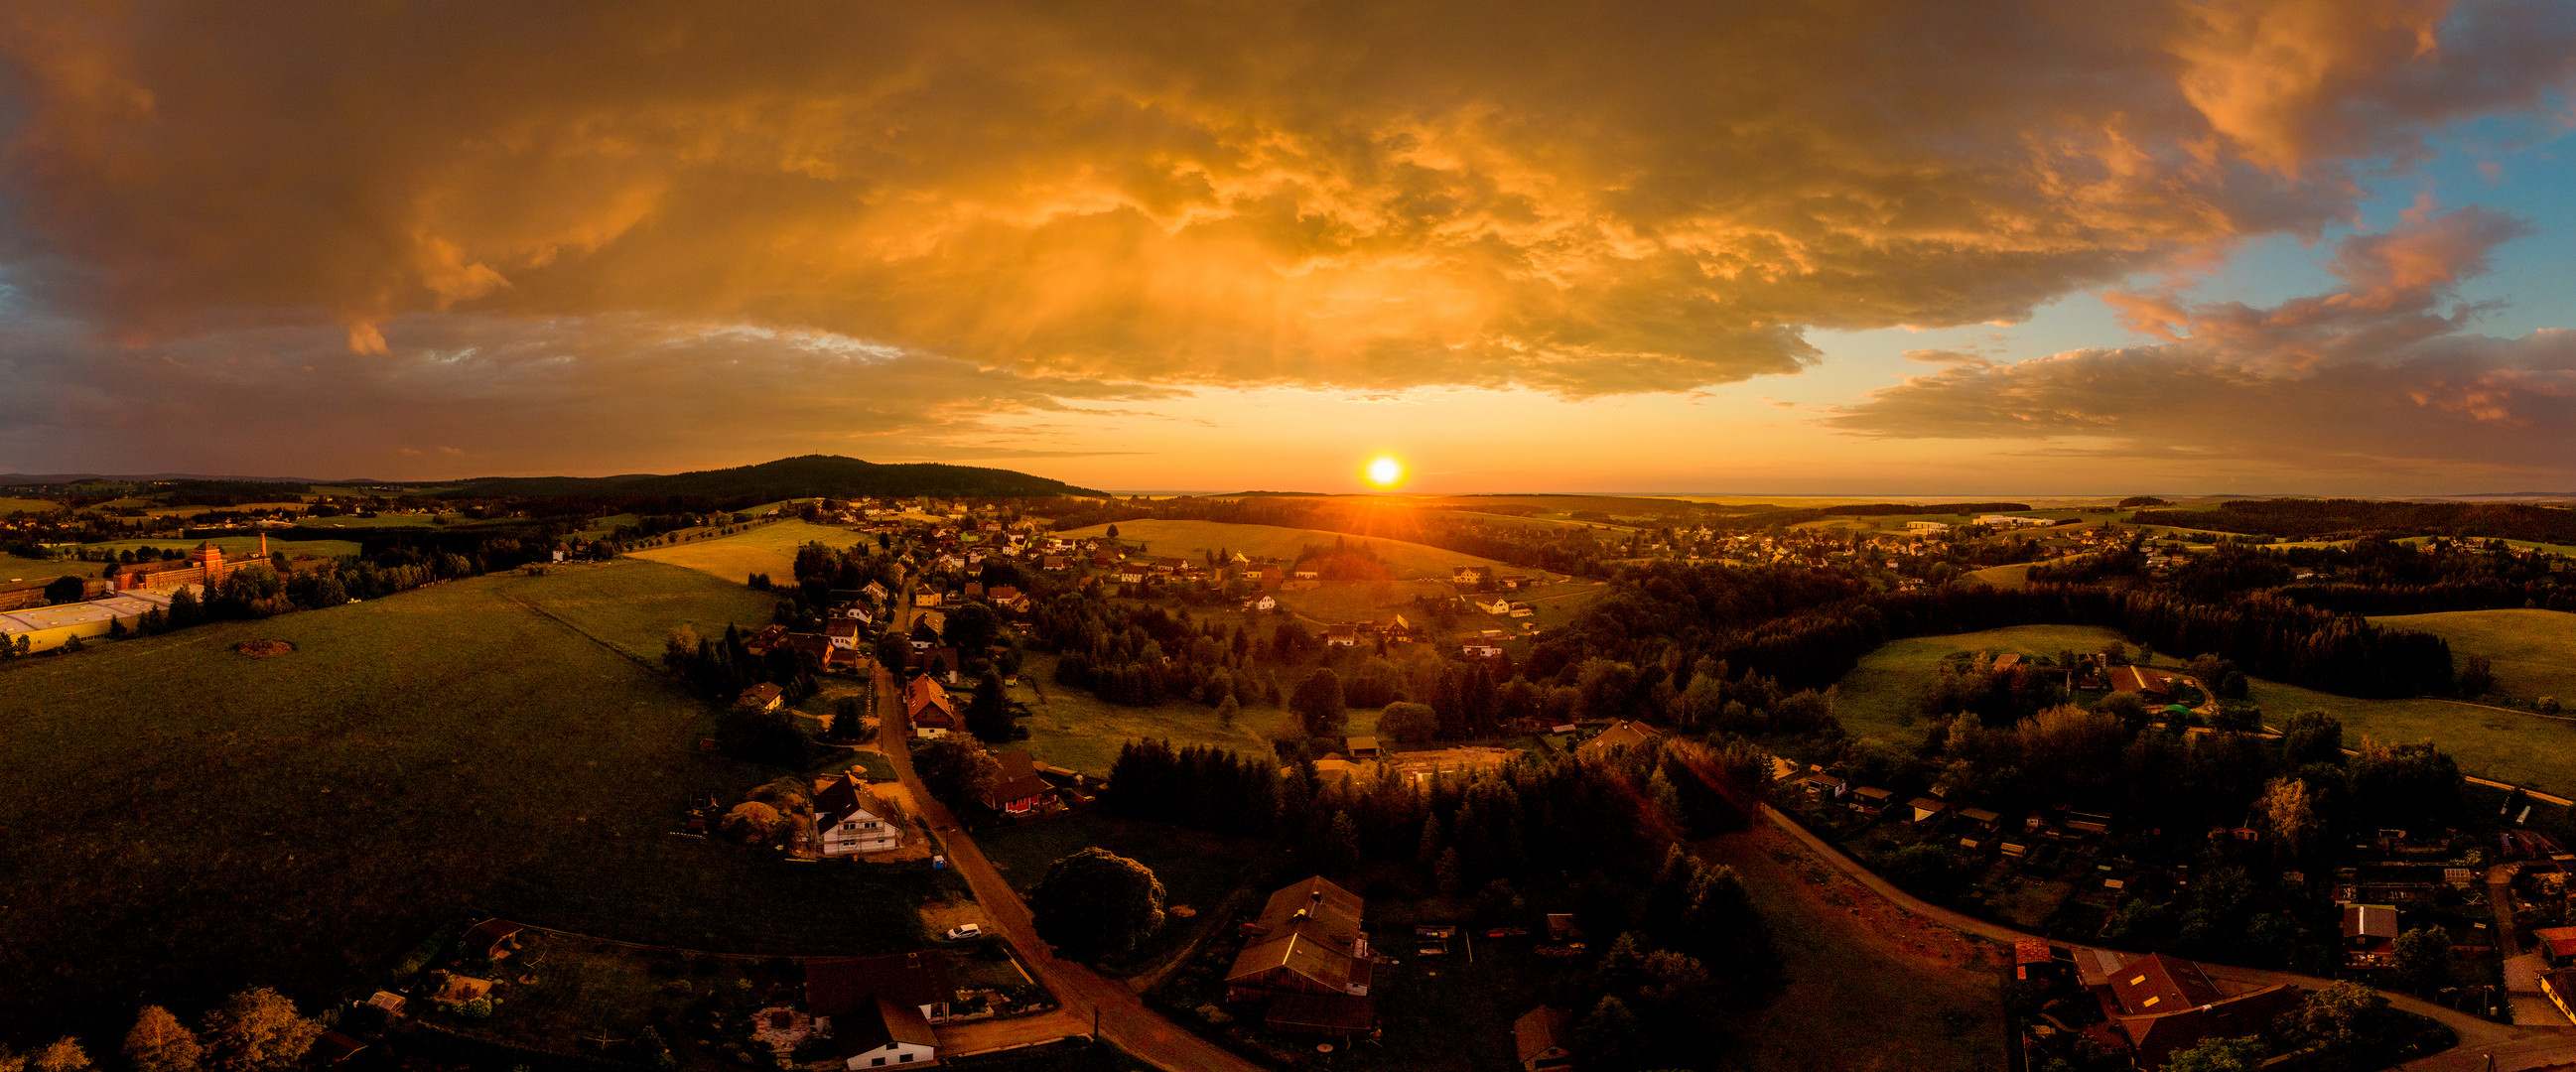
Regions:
[[6, 0, 2570, 398]]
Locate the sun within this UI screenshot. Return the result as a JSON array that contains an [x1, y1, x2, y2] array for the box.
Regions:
[[1363, 455, 1406, 489]]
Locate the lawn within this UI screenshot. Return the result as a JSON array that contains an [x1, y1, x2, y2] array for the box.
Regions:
[[1011, 656, 1298, 776], [0, 564, 944, 1046], [977, 813, 1277, 978], [1052, 520, 1520, 581], [631, 519, 872, 585], [1830, 624, 2131, 745], [2366, 608, 2576, 703]]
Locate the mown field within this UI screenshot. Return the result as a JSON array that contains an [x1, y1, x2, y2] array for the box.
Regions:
[[0, 560, 946, 1047], [2367, 608, 2576, 702], [1053, 519, 1517, 580], [630, 518, 872, 585], [1830, 624, 2130, 744], [510, 559, 781, 662], [1962, 563, 2034, 589], [0, 552, 68, 581]]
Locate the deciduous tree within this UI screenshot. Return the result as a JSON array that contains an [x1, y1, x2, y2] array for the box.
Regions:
[[198, 988, 320, 1072], [1029, 848, 1164, 960], [123, 1006, 203, 1072]]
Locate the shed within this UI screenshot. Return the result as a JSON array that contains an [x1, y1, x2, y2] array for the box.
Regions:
[[1908, 798, 1949, 824]]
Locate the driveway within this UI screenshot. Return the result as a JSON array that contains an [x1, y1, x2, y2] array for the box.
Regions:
[[873, 658, 1268, 1072], [1755, 805, 2576, 1070]]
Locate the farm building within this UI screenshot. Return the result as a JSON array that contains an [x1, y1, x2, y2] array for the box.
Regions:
[[1574, 720, 1662, 760], [1226, 875, 1375, 1037], [0, 588, 188, 653]]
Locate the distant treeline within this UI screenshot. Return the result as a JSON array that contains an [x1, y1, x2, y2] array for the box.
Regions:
[[1706, 502, 2032, 530], [2134, 498, 2576, 543], [1537, 564, 2456, 699], [1049, 495, 1620, 576]]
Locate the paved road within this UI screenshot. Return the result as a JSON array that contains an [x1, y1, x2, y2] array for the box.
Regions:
[[872, 657, 1267, 1072], [1754, 804, 2576, 1071]]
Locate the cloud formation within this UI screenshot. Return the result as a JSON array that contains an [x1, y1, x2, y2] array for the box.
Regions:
[[7, 0, 2574, 400], [1830, 205, 2576, 479]]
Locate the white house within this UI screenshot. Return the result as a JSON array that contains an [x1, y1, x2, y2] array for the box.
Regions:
[[1476, 597, 1512, 615], [828, 997, 936, 1069], [813, 775, 902, 856], [1905, 521, 1951, 534], [825, 619, 862, 650], [1247, 595, 1278, 612]]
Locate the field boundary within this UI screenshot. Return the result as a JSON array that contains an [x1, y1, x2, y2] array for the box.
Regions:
[[502, 594, 669, 676], [2419, 697, 2576, 724]]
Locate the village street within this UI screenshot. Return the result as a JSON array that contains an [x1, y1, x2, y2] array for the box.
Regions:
[[1752, 804, 2576, 1071], [870, 644, 1267, 1072]]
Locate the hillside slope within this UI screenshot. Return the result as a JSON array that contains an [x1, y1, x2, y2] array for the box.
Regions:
[[449, 455, 1107, 499]]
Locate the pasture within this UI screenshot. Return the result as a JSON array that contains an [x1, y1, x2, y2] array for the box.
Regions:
[[1009, 654, 1326, 776], [1963, 563, 2033, 589], [631, 519, 872, 585], [1052, 519, 1518, 581], [0, 562, 940, 1045], [2366, 608, 2576, 702], [0, 496, 60, 515], [0, 553, 69, 582]]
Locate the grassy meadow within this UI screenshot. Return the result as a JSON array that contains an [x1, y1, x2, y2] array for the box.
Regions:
[[1009, 653, 1330, 775], [0, 560, 945, 1043], [631, 519, 872, 584], [1054, 519, 1517, 580], [0, 553, 70, 582], [0, 496, 60, 514], [1962, 563, 2034, 589], [1830, 624, 2130, 745], [2366, 608, 2576, 702]]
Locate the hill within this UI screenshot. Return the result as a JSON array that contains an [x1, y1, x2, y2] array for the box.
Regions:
[[447, 455, 1106, 500], [2132, 498, 2576, 542]]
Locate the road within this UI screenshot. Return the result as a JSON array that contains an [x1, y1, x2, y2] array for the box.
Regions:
[[872, 655, 1268, 1072], [1754, 804, 2576, 1071]]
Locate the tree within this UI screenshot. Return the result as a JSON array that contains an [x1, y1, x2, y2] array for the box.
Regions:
[[2392, 926, 2449, 994], [2096, 690, 2149, 731], [198, 988, 321, 1072], [1320, 809, 1360, 875], [2162, 1036, 2264, 1072], [44, 575, 84, 605], [2258, 776, 2318, 861], [1215, 693, 1239, 729], [1290, 668, 1346, 737], [913, 737, 1001, 808], [965, 669, 1017, 742], [1104, 524, 1120, 539], [1029, 847, 1165, 960], [1574, 996, 1642, 1072], [2278, 981, 2407, 1071], [2282, 710, 2345, 767], [124, 1006, 203, 1072], [1376, 701, 1438, 743], [29, 1040, 85, 1072]]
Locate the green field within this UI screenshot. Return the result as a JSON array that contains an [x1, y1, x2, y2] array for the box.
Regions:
[[1011, 655, 1314, 776], [2241, 678, 2576, 798], [1829, 622, 2576, 797], [1963, 563, 2033, 589], [1054, 519, 1518, 580], [0, 560, 944, 1043], [79, 535, 363, 560], [0, 496, 59, 515], [631, 519, 870, 584], [1830, 624, 2132, 744], [2367, 609, 2576, 702], [0, 553, 71, 582]]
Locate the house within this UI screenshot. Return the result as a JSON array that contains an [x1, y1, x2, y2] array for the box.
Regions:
[[1345, 737, 1381, 760], [2087, 952, 2302, 1069], [1225, 876, 1374, 1036], [1905, 521, 1951, 534], [1462, 636, 1505, 659], [1908, 798, 1949, 824], [909, 613, 945, 651], [1545, 913, 1582, 942], [1990, 653, 2021, 672], [906, 677, 958, 737], [913, 592, 942, 608], [826, 619, 862, 650], [1477, 597, 1513, 615], [738, 684, 784, 713], [826, 996, 937, 1069], [1574, 720, 1662, 760], [814, 775, 903, 856], [1798, 770, 1847, 798], [808, 951, 958, 1023], [2535, 926, 2576, 968], [983, 752, 1057, 818], [1850, 786, 1895, 813], [1246, 595, 1278, 612], [2107, 665, 2172, 698], [462, 918, 524, 960], [1513, 1005, 1574, 1072], [1323, 623, 1361, 647], [1959, 807, 2002, 830], [1453, 566, 1491, 586], [862, 581, 889, 603]]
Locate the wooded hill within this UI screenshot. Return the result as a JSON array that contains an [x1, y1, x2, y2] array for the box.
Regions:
[[440, 455, 1108, 500], [2133, 499, 2576, 543]]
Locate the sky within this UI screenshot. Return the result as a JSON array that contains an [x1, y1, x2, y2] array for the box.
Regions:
[[3, 1, 2575, 495]]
